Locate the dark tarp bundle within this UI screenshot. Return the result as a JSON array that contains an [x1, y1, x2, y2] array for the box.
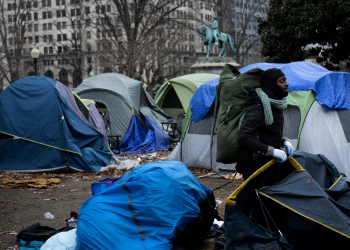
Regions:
[[0, 76, 112, 172], [225, 151, 350, 250], [77, 161, 215, 250], [119, 116, 169, 154]]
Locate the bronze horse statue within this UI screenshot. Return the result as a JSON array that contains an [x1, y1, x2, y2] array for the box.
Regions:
[[197, 25, 236, 58]]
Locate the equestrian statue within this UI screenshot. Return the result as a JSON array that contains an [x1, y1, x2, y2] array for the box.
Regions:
[[196, 16, 236, 58]]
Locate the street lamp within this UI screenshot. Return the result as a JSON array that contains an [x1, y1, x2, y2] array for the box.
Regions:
[[30, 47, 40, 75], [89, 71, 94, 77]]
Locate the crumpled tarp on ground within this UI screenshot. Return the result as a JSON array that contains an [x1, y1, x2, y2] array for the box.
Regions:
[[120, 116, 169, 155], [0, 178, 60, 189]]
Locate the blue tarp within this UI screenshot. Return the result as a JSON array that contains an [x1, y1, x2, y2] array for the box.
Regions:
[[190, 78, 220, 123], [120, 116, 169, 154], [240, 61, 350, 110], [0, 76, 111, 172], [77, 161, 209, 250]]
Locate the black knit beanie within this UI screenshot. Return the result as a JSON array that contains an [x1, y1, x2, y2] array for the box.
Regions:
[[260, 68, 287, 99]]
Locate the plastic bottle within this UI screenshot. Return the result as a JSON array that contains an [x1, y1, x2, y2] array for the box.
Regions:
[[44, 212, 55, 219]]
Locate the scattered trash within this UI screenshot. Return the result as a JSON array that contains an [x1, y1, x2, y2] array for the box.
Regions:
[[44, 212, 54, 219], [215, 199, 223, 209], [137, 157, 141, 162], [73, 179, 79, 181], [42, 199, 50, 201], [96, 176, 102, 178], [198, 173, 226, 179], [224, 173, 243, 180], [65, 211, 78, 228], [213, 218, 224, 227], [216, 199, 223, 204]]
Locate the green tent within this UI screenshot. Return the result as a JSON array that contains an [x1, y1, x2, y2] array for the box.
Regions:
[[154, 73, 219, 122]]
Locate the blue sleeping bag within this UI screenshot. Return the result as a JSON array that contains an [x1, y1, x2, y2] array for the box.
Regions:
[[76, 161, 214, 250]]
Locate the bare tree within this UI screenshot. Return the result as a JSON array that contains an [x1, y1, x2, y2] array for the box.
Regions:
[[224, 0, 267, 65], [48, 0, 93, 87], [0, 0, 39, 87], [86, 0, 197, 96]]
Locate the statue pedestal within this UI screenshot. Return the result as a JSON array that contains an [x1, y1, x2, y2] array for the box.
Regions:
[[190, 57, 241, 74]]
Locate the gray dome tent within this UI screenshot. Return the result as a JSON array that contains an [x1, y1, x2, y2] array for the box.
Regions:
[[74, 73, 169, 139]]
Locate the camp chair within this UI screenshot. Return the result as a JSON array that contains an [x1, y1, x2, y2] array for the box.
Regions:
[[225, 152, 350, 250]]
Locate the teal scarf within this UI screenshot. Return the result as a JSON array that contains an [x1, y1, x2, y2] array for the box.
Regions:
[[239, 88, 287, 129], [255, 88, 287, 126]]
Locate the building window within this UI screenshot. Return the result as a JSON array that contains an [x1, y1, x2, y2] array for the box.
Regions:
[[8, 38, 13, 45], [62, 22, 67, 29], [76, 8, 81, 15], [44, 47, 48, 54], [43, 23, 47, 30], [43, 35, 47, 42], [35, 36, 39, 43], [71, 9, 75, 16], [48, 23, 52, 30], [57, 10, 61, 17], [107, 5, 111, 12], [85, 7, 90, 14], [58, 46, 62, 53], [118, 28, 122, 36], [43, 12, 47, 19], [49, 35, 53, 42], [34, 24, 39, 31], [49, 46, 53, 54], [63, 34, 67, 40], [28, 25, 32, 32], [48, 11, 52, 18], [57, 22, 61, 30], [57, 34, 62, 41], [86, 31, 91, 38]]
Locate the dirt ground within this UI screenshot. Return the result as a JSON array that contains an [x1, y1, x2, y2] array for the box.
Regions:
[[0, 150, 243, 250]]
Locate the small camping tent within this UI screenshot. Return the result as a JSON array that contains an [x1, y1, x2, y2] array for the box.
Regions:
[[0, 76, 112, 172], [74, 73, 170, 139], [154, 73, 219, 122], [167, 78, 236, 172], [74, 73, 170, 154]]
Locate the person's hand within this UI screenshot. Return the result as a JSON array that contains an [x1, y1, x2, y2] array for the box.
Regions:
[[284, 140, 295, 156], [272, 149, 287, 163]]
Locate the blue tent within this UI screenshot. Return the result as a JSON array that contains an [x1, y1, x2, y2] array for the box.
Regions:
[[240, 61, 350, 110], [0, 76, 112, 172], [76, 161, 214, 250]]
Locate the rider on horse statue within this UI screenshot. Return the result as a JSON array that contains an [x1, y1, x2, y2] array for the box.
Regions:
[[212, 16, 220, 46]]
